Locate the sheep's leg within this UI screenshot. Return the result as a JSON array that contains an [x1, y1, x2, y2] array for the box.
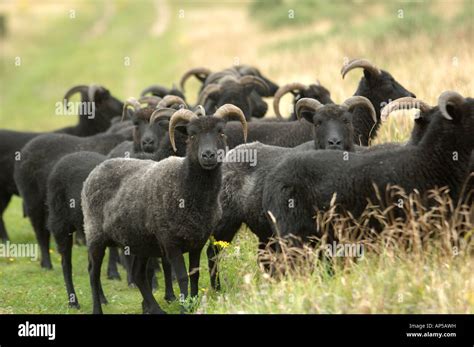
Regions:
[[132, 256, 165, 314], [168, 252, 188, 304], [206, 220, 242, 290], [30, 209, 52, 269], [189, 249, 201, 297], [106, 247, 121, 280], [0, 192, 12, 243], [122, 253, 135, 287], [56, 230, 80, 309], [147, 257, 159, 291], [161, 257, 176, 302], [88, 242, 106, 314]]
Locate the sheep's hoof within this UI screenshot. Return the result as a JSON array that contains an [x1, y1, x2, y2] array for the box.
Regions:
[[107, 271, 121, 281], [164, 294, 176, 303], [128, 282, 137, 289], [40, 260, 53, 270], [142, 302, 166, 314], [68, 301, 81, 309]]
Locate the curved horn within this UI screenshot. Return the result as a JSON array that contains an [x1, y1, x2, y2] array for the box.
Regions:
[[341, 96, 377, 124], [179, 67, 212, 91], [295, 98, 324, 120], [149, 108, 176, 125], [63, 85, 89, 105], [169, 109, 199, 152], [438, 91, 465, 121], [193, 105, 206, 116], [121, 97, 142, 121], [157, 95, 187, 109], [140, 85, 169, 97], [198, 84, 221, 106], [341, 59, 381, 79], [273, 82, 308, 119], [381, 97, 432, 121], [239, 75, 269, 95], [138, 95, 162, 106], [87, 84, 103, 102], [214, 104, 248, 142]]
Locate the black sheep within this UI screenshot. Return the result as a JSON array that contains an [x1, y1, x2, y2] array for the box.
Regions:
[[179, 65, 277, 119], [272, 81, 334, 120], [262, 91, 473, 243], [207, 96, 375, 289], [13, 125, 132, 269], [341, 58, 416, 145], [82, 104, 248, 314], [0, 85, 123, 243]]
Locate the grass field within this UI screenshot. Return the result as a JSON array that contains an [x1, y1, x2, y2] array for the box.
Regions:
[[0, 0, 473, 314]]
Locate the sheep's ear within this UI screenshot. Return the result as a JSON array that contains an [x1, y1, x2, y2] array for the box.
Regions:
[[444, 103, 464, 122], [363, 68, 376, 82], [155, 119, 169, 130], [298, 107, 316, 124], [92, 88, 111, 104], [174, 123, 188, 135], [243, 84, 255, 96]]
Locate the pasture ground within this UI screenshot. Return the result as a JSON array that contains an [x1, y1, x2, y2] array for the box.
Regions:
[[0, 0, 472, 314]]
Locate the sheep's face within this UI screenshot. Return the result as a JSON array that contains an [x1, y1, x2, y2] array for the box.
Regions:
[[300, 105, 354, 151], [185, 117, 227, 170], [203, 82, 255, 120], [130, 108, 163, 153], [357, 70, 415, 115]]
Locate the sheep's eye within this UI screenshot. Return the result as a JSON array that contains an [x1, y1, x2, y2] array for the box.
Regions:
[[190, 135, 196, 140], [220, 133, 225, 137]]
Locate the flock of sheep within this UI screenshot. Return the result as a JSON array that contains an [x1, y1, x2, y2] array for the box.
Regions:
[[0, 58, 472, 314]]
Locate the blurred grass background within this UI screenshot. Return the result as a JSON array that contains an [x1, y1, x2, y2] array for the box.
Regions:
[[0, 0, 472, 314]]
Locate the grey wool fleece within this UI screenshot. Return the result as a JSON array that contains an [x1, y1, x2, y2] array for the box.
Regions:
[[82, 157, 222, 257]]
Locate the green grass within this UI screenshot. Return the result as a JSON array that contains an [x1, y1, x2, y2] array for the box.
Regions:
[[0, 0, 473, 315]]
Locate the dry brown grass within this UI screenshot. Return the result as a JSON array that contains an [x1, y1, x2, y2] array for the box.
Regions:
[[175, 1, 472, 145]]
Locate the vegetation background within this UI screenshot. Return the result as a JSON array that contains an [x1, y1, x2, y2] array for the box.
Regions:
[[0, 0, 472, 313]]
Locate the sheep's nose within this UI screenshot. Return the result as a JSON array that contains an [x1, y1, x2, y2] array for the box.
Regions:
[[328, 138, 342, 146], [142, 138, 154, 146], [201, 150, 216, 160]]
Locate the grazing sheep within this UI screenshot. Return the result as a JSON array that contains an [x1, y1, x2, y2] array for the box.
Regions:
[[272, 81, 334, 120], [262, 91, 473, 242], [341, 58, 416, 145], [207, 96, 375, 289], [0, 85, 123, 243], [82, 104, 247, 314], [13, 123, 132, 269]]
